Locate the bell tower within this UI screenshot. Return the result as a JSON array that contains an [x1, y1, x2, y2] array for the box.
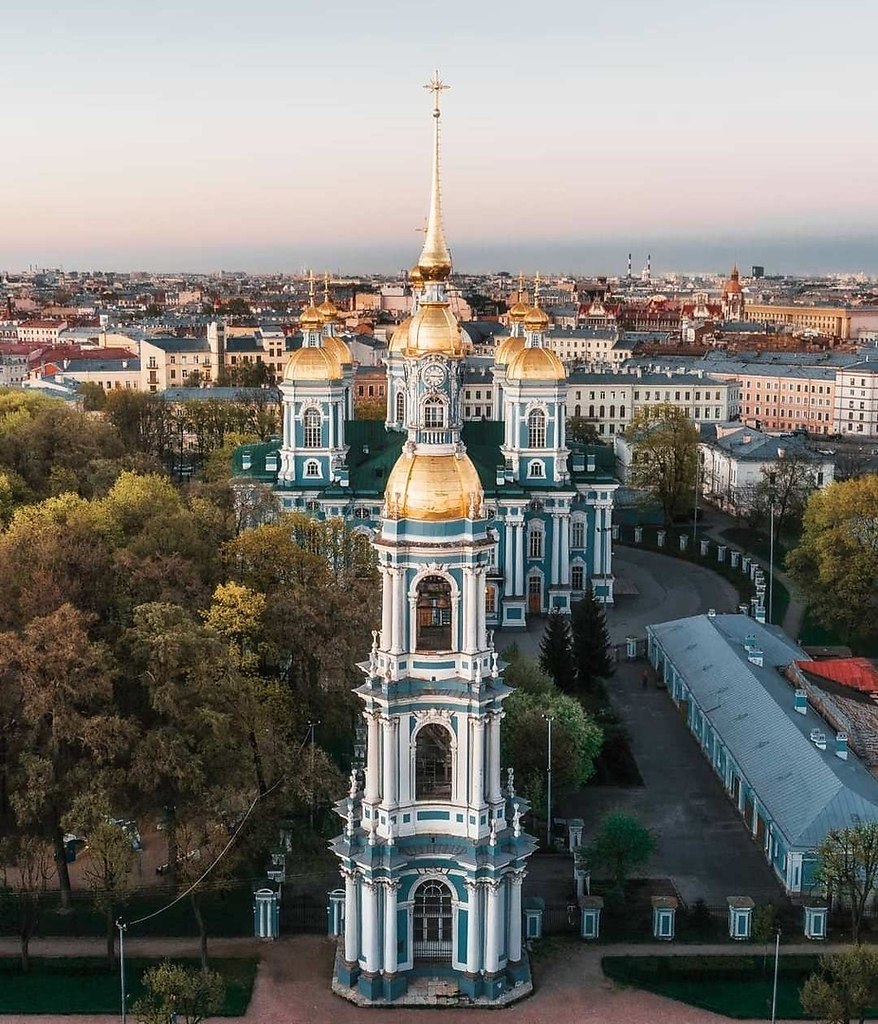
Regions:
[[331, 73, 535, 1006]]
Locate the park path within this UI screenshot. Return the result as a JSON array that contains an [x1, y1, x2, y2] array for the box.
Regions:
[[0, 934, 869, 1024]]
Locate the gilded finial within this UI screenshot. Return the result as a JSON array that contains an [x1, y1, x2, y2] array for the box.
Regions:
[[533, 272, 542, 308], [417, 70, 452, 281], [323, 272, 330, 302], [308, 270, 316, 304]]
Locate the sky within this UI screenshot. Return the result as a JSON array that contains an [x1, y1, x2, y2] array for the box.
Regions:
[[2, 0, 878, 275]]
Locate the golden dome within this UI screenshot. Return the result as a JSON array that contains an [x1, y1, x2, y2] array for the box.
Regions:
[[494, 334, 525, 367], [385, 452, 483, 521], [389, 316, 413, 354], [524, 305, 550, 332], [409, 265, 424, 287], [299, 304, 323, 330], [508, 300, 531, 323], [506, 346, 565, 382], [404, 302, 464, 357], [323, 333, 352, 366], [283, 345, 342, 382], [317, 298, 339, 322]]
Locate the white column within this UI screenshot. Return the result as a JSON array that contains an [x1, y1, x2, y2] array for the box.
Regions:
[[381, 568, 393, 650], [328, 404, 335, 450], [504, 521, 514, 596], [364, 712, 381, 803], [399, 714, 411, 804], [381, 716, 396, 808], [507, 874, 523, 963], [398, 571, 409, 654], [361, 879, 380, 973], [484, 881, 504, 974], [476, 569, 486, 651], [471, 718, 485, 808], [488, 711, 502, 804], [465, 882, 481, 975], [592, 506, 602, 576], [463, 568, 475, 652], [384, 881, 399, 974], [514, 523, 524, 595], [344, 869, 359, 964], [391, 573, 403, 651], [551, 514, 560, 585], [560, 514, 570, 586], [603, 506, 613, 576]]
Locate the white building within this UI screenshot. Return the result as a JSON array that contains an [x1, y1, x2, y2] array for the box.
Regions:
[[833, 361, 878, 438]]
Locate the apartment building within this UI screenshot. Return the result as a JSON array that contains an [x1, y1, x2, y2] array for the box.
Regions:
[[16, 319, 68, 345], [833, 361, 878, 437], [744, 304, 878, 341]]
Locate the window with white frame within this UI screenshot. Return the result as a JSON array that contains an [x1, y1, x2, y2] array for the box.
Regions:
[[395, 390, 405, 422], [528, 460, 545, 479], [485, 585, 496, 614], [528, 526, 544, 559], [528, 408, 547, 447], [571, 518, 585, 548], [303, 408, 321, 448], [304, 459, 321, 478], [571, 564, 584, 590], [423, 396, 446, 428]]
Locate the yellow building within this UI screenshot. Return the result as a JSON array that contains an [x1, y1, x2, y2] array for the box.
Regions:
[[744, 303, 851, 339]]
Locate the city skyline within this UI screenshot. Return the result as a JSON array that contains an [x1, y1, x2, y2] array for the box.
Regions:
[[3, 0, 878, 274]]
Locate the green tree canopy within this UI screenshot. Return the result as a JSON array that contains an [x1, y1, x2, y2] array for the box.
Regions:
[[539, 612, 576, 693], [571, 590, 615, 695], [624, 403, 699, 525], [801, 946, 878, 1024], [786, 475, 878, 642], [580, 811, 657, 899], [816, 823, 878, 943]]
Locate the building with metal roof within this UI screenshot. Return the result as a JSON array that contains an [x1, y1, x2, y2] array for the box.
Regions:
[[647, 614, 878, 894]]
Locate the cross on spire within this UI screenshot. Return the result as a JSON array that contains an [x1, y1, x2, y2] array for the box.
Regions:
[[424, 69, 450, 118]]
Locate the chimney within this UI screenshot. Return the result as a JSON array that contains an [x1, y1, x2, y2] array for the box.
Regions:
[[743, 633, 757, 651], [810, 728, 827, 751], [707, 608, 716, 618], [836, 732, 848, 760], [794, 689, 808, 715], [747, 647, 763, 667]]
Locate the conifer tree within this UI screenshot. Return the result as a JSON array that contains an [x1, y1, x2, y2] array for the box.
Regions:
[[539, 611, 576, 693], [571, 589, 614, 693]]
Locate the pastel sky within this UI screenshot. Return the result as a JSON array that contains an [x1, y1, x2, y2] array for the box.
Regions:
[[2, 0, 877, 274]]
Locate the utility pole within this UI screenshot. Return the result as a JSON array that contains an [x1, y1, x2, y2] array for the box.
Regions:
[[768, 502, 775, 625], [308, 720, 319, 830], [117, 920, 127, 1024], [692, 455, 700, 544], [770, 926, 781, 1023], [542, 715, 554, 849]]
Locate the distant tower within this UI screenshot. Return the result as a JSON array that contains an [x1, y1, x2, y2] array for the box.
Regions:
[[626, 252, 632, 279], [641, 253, 651, 283], [721, 263, 745, 321]]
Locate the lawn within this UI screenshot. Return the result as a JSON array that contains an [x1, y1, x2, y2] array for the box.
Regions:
[[0, 956, 257, 1015], [602, 954, 876, 1020]]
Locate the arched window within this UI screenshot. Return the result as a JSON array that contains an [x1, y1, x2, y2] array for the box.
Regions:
[[413, 879, 453, 963], [571, 563, 584, 590], [303, 408, 321, 448], [609, 404, 616, 419], [485, 585, 496, 615], [528, 526, 544, 559], [574, 404, 581, 417], [528, 460, 545, 479], [416, 575, 452, 651], [620, 404, 626, 418], [423, 396, 446, 429], [571, 518, 585, 548], [599, 405, 605, 418], [304, 459, 321, 478], [528, 408, 546, 448], [395, 389, 405, 423], [415, 724, 453, 800], [588, 404, 595, 418]]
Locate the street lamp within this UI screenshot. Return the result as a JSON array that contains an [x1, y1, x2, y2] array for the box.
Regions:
[[768, 502, 775, 625], [307, 720, 320, 830], [770, 926, 781, 1023], [541, 715, 554, 849]]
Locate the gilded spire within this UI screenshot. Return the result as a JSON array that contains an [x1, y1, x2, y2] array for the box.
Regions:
[[417, 70, 452, 281]]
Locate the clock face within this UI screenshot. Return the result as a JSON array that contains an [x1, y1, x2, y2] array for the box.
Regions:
[[423, 363, 446, 389]]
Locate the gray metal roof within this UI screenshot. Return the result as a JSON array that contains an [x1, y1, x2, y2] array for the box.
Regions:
[[648, 614, 878, 849]]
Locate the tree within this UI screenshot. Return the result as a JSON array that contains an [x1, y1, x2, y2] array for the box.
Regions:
[[752, 903, 777, 969], [103, 391, 174, 463], [0, 834, 55, 972], [0, 604, 125, 908], [570, 591, 614, 695], [786, 476, 878, 642], [539, 612, 576, 692], [502, 645, 553, 695], [624, 403, 699, 525], [745, 454, 819, 538], [500, 677, 603, 816], [801, 946, 878, 1024], [132, 960, 225, 1024], [580, 812, 657, 899], [78, 382, 108, 411], [816, 823, 878, 943], [567, 416, 601, 445]]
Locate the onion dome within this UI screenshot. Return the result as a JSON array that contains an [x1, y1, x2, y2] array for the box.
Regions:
[[299, 304, 323, 331], [508, 298, 531, 323], [389, 316, 413, 354], [523, 305, 550, 333], [404, 303, 465, 357], [323, 334, 353, 367], [723, 263, 743, 294], [506, 346, 565, 382], [385, 451, 482, 521], [409, 265, 424, 288], [317, 274, 340, 323], [493, 334, 525, 367], [283, 346, 342, 382]]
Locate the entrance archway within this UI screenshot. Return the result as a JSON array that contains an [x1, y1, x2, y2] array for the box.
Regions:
[[413, 879, 453, 963], [528, 573, 543, 614]]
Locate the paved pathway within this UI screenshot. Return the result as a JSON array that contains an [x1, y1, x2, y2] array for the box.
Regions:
[[0, 935, 869, 1024]]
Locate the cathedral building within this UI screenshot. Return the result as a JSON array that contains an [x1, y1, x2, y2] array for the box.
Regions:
[[232, 101, 617, 627]]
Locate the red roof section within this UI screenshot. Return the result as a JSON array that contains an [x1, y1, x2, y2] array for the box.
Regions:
[[796, 658, 878, 694]]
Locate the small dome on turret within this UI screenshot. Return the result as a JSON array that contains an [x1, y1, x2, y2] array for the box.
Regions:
[[283, 346, 342, 382], [385, 451, 482, 521], [506, 346, 565, 382]]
